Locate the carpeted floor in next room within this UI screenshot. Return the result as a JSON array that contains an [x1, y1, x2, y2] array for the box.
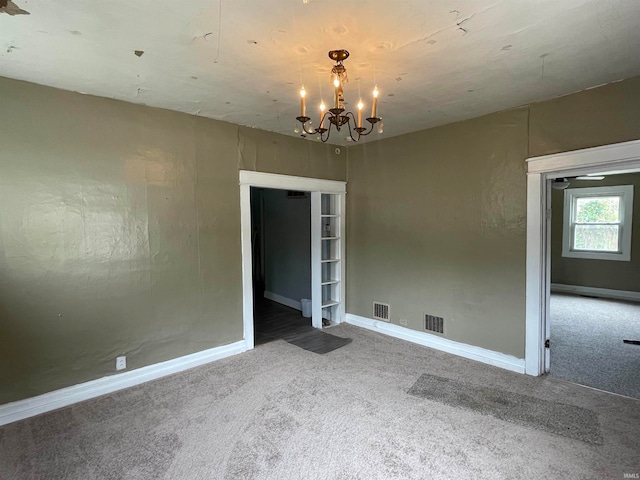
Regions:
[[550, 293, 640, 399], [1, 324, 639, 479]]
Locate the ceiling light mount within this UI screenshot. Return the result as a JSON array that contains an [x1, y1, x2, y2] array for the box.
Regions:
[[296, 49, 383, 143], [328, 49, 349, 62]]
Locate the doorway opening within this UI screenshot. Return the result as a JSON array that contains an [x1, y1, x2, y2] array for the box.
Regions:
[[547, 170, 640, 398], [250, 186, 314, 346], [525, 139, 640, 381], [239, 171, 346, 351]]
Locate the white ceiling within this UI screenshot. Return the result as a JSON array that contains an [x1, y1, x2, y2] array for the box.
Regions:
[[2, 0, 640, 145]]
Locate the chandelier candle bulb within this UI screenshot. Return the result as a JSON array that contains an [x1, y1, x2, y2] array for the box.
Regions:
[[333, 78, 340, 109], [300, 87, 306, 117], [357, 100, 364, 128], [371, 86, 379, 118], [320, 102, 326, 129]]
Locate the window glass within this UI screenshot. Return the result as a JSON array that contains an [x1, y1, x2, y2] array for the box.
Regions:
[[574, 224, 619, 251], [575, 197, 620, 223]]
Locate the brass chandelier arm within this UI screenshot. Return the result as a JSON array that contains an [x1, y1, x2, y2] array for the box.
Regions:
[[343, 111, 380, 141], [342, 112, 361, 142], [296, 116, 316, 135], [296, 111, 381, 142]]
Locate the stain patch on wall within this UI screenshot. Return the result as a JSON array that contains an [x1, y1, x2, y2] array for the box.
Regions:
[[0, 0, 30, 15], [134, 50, 145, 57]]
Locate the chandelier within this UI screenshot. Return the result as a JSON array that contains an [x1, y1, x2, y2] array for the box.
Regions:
[[296, 49, 382, 143]]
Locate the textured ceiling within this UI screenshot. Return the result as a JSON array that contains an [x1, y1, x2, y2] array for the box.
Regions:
[[1, 0, 640, 145]]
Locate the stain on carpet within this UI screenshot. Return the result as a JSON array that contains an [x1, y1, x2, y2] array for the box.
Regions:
[[408, 374, 602, 445], [285, 330, 352, 354]]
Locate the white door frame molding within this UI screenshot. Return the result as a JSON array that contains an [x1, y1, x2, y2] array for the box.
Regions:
[[239, 171, 346, 351], [525, 139, 640, 375]]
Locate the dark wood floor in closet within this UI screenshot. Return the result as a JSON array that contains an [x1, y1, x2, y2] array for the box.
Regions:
[[253, 296, 313, 346]]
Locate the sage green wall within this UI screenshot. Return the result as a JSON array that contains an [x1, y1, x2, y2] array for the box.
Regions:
[[0, 77, 344, 404], [347, 76, 640, 359], [347, 109, 529, 357], [529, 77, 640, 157], [3, 73, 640, 404], [550, 173, 640, 291]]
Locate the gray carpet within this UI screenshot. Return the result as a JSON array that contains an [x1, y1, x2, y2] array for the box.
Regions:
[[550, 293, 640, 398], [408, 374, 602, 445], [1, 324, 640, 479]]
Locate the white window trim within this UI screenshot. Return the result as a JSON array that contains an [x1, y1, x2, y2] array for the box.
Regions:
[[561, 185, 633, 261]]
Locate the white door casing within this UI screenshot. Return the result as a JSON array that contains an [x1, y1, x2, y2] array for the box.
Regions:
[[239, 171, 346, 350], [525, 139, 640, 376]]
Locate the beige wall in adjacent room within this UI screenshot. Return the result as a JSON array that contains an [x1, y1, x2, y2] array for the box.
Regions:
[[0, 77, 344, 405], [550, 173, 640, 292], [346, 76, 640, 359]]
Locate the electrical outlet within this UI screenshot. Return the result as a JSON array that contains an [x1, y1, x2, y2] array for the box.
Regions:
[[399, 318, 408, 326], [116, 356, 126, 371]]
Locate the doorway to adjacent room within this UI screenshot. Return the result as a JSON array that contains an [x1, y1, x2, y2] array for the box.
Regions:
[[525, 140, 640, 387], [547, 171, 640, 398]]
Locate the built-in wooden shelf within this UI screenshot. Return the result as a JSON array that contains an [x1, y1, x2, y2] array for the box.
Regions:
[[319, 193, 343, 325], [322, 300, 340, 308]]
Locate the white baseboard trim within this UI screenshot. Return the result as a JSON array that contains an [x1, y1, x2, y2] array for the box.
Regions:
[[0, 340, 247, 427], [345, 314, 525, 374], [264, 291, 302, 311], [551, 283, 640, 302]]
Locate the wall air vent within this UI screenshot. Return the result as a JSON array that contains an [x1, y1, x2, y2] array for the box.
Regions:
[[425, 314, 444, 334], [373, 302, 390, 321]]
